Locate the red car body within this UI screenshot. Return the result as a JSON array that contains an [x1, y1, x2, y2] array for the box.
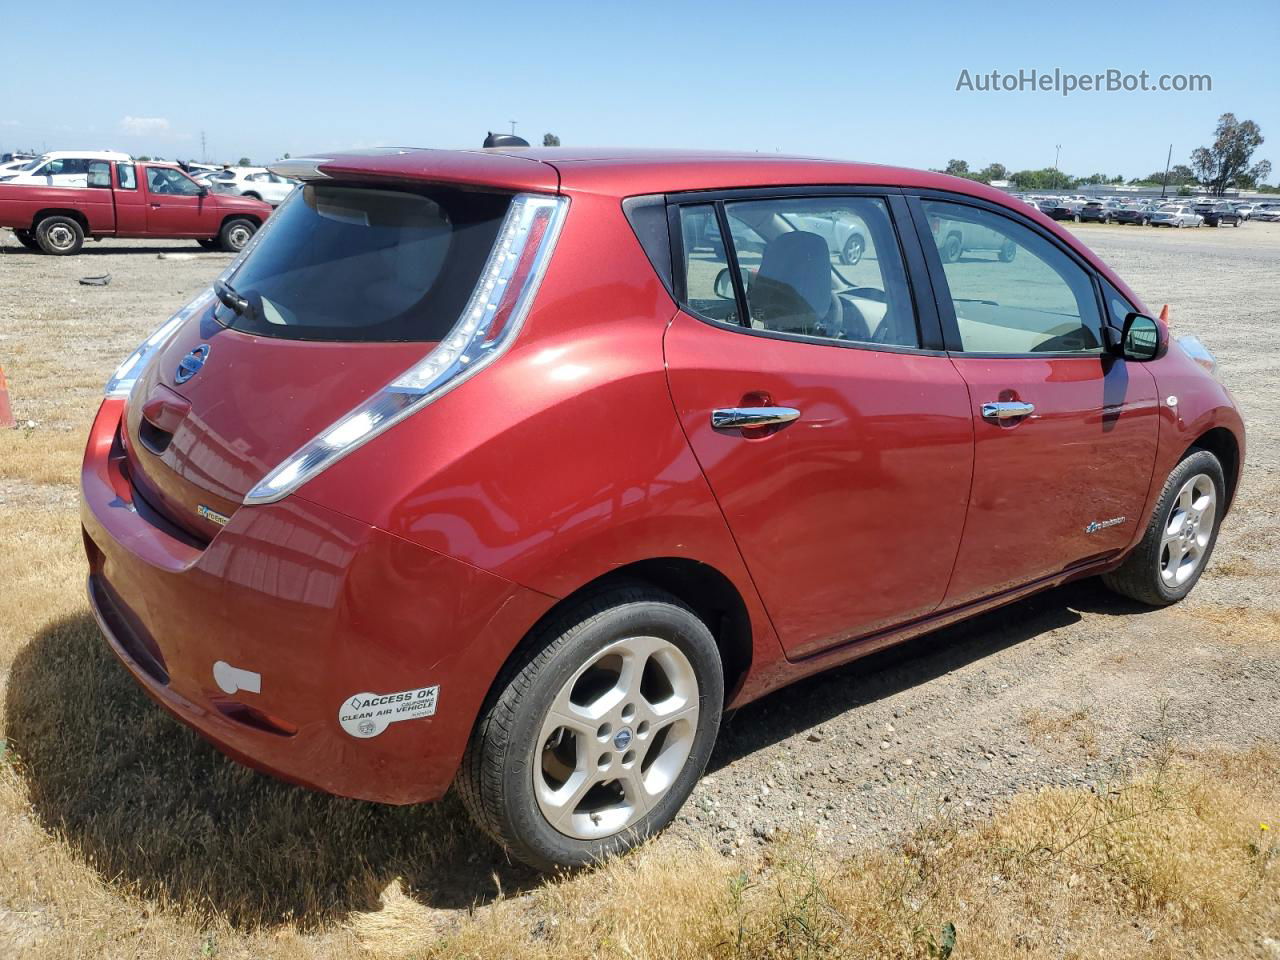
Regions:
[[0, 161, 271, 244], [81, 148, 1244, 806]]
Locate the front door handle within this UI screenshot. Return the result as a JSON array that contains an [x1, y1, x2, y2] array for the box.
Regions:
[[711, 406, 801, 430], [981, 401, 1036, 421]]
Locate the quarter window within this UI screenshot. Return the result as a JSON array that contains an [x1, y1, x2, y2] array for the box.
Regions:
[[923, 200, 1104, 354], [678, 204, 740, 326]]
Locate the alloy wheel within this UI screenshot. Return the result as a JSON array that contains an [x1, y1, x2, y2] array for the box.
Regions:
[[1160, 473, 1216, 587], [534, 634, 700, 840]]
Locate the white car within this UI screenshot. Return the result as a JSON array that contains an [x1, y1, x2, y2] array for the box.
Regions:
[[0, 150, 132, 187], [202, 167, 297, 206]]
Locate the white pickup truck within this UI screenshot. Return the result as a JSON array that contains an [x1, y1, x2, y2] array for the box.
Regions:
[[0, 150, 133, 188]]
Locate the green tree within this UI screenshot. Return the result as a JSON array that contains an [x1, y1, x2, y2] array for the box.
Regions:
[[237, 156, 252, 167], [137, 155, 151, 161], [1009, 167, 1063, 190], [944, 159, 970, 176], [978, 162, 1008, 182], [542, 133, 561, 147], [1190, 113, 1268, 196]]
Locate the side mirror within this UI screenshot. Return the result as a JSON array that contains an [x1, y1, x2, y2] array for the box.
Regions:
[[713, 268, 735, 300], [198, 184, 208, 197], [1120, 312, 1165, 362], [713, 266, 754, 300]]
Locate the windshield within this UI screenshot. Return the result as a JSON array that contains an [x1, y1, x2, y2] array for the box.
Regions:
[[216, 183, 513, 342], [19, 155, 48, 171]]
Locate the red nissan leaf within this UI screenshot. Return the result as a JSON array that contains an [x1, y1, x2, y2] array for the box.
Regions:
[[81, 147, 1244, 869]]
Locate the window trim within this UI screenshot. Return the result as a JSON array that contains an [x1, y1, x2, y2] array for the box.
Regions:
[[906, 191, 1113, 359], [665, 185, 946, 357], [114, 162, 137, 190]]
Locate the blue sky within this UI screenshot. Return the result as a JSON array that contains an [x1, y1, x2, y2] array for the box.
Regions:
[[3, 0, 1277, 179]]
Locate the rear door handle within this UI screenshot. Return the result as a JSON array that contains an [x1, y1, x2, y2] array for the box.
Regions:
[[981, 401, 1035, 420], [711, 406, 800, 429]]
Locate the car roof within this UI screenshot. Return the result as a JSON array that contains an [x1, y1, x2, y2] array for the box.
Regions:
[[286, 146, 1025, 201], [276, 146, 1148, 315], [40, 150, 132, 161]]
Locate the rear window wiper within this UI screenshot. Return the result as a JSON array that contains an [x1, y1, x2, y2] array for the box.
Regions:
[[214, 279, 251, 317], [954, 297, 1000, 306]]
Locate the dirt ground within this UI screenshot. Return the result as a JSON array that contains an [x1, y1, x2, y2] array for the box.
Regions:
[[0, 220, 1277, 955]]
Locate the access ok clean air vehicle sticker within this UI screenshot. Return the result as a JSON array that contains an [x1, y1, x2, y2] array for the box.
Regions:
[[338, 685, 439, 739]]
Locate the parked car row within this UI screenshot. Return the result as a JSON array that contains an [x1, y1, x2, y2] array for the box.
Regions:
[[1015, 193, 1279, 228]]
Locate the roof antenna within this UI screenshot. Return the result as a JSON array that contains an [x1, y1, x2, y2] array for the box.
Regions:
[[483, 132, 530, 148]]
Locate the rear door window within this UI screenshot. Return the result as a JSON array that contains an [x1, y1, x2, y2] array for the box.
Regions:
[[215, 184, 513, 342], [723, 196, 919, 348]]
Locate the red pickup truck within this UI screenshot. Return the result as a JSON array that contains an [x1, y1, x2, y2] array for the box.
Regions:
[[0, 159, 273, 255]]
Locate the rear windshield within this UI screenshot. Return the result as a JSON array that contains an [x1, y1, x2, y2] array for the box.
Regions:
[[215, 183, 512, 342]]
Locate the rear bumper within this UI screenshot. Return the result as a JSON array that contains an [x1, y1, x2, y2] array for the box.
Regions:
[[80, 397, 554, 804]]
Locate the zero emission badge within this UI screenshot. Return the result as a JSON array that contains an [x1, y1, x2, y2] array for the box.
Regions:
[[338, 684, 439, 738]]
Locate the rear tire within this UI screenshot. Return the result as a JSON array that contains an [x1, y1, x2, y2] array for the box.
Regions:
[[218, 218, 256, 253], [1101, 448, 1225, 606], [458, 584, 723, 871], [36, 215, 84, 255]]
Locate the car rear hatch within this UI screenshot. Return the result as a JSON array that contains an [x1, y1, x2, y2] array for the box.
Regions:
[[120, 152, 564, 541]]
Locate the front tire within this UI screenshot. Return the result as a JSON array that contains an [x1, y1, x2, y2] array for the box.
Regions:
[[14, 229, 40, 251], [219, 218, 256, 253], [36, 215, 84, 255], [458, 585, 723, 871], [1102, 448, 1225, 606]]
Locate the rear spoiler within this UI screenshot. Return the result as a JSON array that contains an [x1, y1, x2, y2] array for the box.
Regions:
[[268, 148, 559, 194], [269, 148, 412, 182]]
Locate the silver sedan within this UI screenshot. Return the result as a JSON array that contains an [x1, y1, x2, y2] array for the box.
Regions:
[[1148, 204, 1203, 228]]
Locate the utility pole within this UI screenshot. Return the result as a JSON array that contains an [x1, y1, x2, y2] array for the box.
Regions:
[[509, 120, 517, 135], [1161, 143, 1172, 198], [1053, 143, 1062, 191], [201, 130, 207, 164]]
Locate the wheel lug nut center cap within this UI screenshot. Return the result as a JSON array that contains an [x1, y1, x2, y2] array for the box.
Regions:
[[613, 728, 633, 750]]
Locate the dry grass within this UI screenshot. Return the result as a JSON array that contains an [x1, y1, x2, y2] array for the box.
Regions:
[[1023, 705, 1100, 758], [362, 747, 1280, 960]]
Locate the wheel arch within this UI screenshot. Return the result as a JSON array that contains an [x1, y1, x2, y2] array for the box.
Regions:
[[1190, 426, 1240, 510], [491, 558, 754, 710], [220, 212, 262, 230], [32, 208, 90, 233]]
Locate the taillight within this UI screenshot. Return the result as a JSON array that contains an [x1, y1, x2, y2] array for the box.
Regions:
[[242, 192, 569, 506]]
